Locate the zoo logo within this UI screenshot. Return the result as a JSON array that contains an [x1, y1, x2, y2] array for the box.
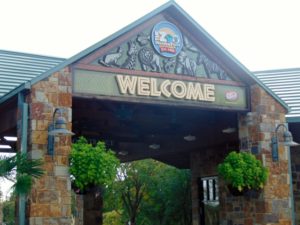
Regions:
[[151, 21, 183, 58]]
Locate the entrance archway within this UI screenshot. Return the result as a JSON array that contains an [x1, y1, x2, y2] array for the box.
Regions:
[[72, 97, 240, 224]]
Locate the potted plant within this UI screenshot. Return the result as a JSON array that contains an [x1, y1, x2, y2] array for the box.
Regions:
[[217, 151, 268, 195], [69, 136, 120, 193]]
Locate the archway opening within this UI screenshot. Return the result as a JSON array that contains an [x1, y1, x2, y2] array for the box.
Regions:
[[72, 97, 240, 224]]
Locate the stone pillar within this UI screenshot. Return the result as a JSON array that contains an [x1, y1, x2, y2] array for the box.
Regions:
[[83, 187, 103, 225], [74, 194, 84, 225], [190, 148, 229, 225], [219, 84, 292, 225], [26, 67, 73, 224]]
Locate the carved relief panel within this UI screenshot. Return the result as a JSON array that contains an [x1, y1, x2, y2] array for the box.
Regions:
[[92, 21, 232, 81]]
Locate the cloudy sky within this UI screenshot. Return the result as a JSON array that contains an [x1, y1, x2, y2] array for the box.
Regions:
[[0, 0, 300, 71], [1, 0, 300, 196]]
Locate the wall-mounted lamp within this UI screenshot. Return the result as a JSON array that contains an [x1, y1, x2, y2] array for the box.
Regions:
[[271, 123, 299, 162], [48, 108, 74, 156]]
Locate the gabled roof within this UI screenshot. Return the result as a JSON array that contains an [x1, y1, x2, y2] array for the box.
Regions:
[[0, 1, 289, 112], [254, 68, 300, 122], [0, 49, 65, 97]]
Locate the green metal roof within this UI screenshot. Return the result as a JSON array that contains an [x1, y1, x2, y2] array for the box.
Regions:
[[254, 68, 300, 122], [0, 1, 290, 113], [0, 49, 65, 97]]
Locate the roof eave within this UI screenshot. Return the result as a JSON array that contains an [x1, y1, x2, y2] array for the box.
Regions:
[[0, 82, 30, 105]]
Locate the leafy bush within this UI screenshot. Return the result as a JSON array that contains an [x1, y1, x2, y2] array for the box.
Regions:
[[218, 151, 268, 192], [69, 137, 120, 191]]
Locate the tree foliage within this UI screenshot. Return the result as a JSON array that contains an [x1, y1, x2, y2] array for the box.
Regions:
[[103, 159, 192, 225], [69, 137, 120, 191], [2, 195, 16, 225], [0, 153, 44, 195]]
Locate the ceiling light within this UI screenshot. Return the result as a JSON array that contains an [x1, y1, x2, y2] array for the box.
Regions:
[[149, 144, 160, 150], [0, 145, 11, 149], [118, 151, 128, 156], [184, 135, 196, 141], [4, 136, 18, 142], [222, 127, 236, 134]]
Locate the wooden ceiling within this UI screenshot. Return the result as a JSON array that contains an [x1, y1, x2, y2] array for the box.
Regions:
[[0, 96, 17, 152], [72, 97, 239, 168]]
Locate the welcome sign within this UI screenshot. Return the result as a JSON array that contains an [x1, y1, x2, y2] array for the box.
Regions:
[[73, 69, 248, 110], [116, 75, 215, 102]]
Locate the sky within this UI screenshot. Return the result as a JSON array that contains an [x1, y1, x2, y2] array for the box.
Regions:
[[0, 0, 300, 197], [0, 0, 300, 71]]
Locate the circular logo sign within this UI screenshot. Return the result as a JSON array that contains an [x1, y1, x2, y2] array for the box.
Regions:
[[151, 21, 183, 58]]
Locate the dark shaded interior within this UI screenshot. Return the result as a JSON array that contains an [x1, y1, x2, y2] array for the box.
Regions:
[[72, 97, 239, 168], [0, 96, 18, 152], [0, 96, 240, 168]]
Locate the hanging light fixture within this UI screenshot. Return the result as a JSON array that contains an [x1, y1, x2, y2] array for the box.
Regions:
[[149, 144, 160, 150], [271, 123, 299, 162], [48, 108, 74, 156], [183, 135, 196, 141]]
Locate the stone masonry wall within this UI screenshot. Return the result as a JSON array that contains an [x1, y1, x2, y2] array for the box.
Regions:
[[219, 84, 291, 225], [25, 67, 73, 225]]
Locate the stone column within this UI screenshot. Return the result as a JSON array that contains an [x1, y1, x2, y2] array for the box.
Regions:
[[219, 84, 292, 225], [74, 195, 84, 225], [190, 148, 228, 225], [26, 67, 73, 224], [83, 187, 103, 225]]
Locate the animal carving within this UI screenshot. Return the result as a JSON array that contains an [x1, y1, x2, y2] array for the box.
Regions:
[[163, 58, 176, 73], [138, 47, 161, 72], [98, 47, 123, 67], [136, 33, 149, 46], [175, 51, 197, 76], [197, 54, 228, 80], [121, 41, 138, 70]]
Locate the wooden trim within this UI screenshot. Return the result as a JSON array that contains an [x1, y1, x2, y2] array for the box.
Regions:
[[72, 93, 249, 112], [75, 63, 246, 87]]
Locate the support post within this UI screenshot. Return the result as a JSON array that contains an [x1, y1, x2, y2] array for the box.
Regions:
[[18, 92, 28, 225]]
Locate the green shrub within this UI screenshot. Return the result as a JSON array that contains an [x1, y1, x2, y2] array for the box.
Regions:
[[218, 151, 268, 192], [69, 137, 120, 191]]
